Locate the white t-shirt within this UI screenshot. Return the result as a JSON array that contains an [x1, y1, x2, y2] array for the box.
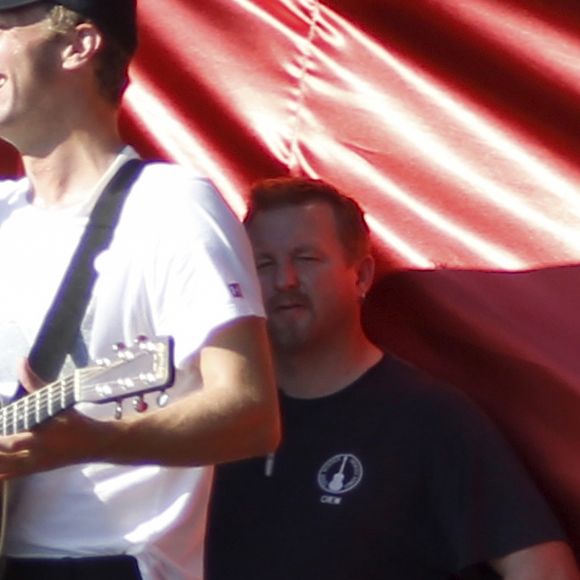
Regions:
[[0, 149, 265, 579]]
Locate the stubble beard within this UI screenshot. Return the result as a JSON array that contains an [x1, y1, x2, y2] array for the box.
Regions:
[[268, 313, 314, 356], [0, 36, 63, 146]]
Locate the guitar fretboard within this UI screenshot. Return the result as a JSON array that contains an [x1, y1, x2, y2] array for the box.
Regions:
[[0, 377, 77, 436]]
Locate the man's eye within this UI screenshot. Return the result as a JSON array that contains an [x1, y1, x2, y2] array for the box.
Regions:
[[256, 260, 274, 270]]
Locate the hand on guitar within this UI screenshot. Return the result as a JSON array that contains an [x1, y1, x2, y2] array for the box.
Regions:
[[0, 410, 125, 480], [0, 337, 174, 479]]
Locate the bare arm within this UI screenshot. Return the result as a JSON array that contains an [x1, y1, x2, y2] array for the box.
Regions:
[[491, 541, 580, 580], [0, 316, 281, 476]]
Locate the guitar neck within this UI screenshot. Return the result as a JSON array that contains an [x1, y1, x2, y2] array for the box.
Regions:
[[0, 378, 76, 436], [0, 336, 174, 437]]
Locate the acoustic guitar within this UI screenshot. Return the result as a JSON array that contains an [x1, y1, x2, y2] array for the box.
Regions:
[[0, 335, 175, 566]]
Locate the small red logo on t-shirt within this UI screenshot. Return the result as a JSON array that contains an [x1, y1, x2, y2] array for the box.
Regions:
[[228, 283, 243, 298]]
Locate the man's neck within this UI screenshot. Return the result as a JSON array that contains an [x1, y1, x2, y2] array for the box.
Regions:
[[10, 92, 125, 207], [276, 334, 383, 400], [21, 132, 124, 207]]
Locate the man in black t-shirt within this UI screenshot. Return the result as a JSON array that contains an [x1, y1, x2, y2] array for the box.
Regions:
[[206, 177, 579, 579]]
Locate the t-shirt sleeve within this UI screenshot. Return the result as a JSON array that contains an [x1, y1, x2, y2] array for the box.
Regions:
[[134, 167, 265, 367], [425, 386, 566, 572]]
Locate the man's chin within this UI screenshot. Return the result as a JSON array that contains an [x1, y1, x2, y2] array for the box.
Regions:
[[269, 325, 311, 354]]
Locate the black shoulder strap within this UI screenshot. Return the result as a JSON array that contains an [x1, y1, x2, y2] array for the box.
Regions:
[[26, 158, 146, 384]]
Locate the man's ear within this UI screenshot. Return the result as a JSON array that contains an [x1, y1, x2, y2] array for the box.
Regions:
[[61, 22, 102, 70], [355, 254, 375, 300]]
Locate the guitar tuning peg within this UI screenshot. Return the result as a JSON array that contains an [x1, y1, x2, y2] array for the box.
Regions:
[[113, 342, 126, 352], [114, 401, 123, 420], [133, 395, 149, 413], [157, 391, 169, 408]]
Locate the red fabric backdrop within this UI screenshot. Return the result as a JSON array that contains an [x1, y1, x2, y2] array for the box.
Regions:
[[2, 0, 580, 554]]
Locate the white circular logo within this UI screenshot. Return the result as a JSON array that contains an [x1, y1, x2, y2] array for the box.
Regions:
[[317, 453, 363, 495]]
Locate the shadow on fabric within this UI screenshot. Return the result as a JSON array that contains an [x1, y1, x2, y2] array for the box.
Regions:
[[364, 264, 580, 558]]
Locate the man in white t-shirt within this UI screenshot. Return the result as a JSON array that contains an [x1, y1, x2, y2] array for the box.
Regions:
[[0, 1, 280, 579]]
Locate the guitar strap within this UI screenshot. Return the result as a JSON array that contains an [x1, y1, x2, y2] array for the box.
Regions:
[[20, 157, 147, 389]]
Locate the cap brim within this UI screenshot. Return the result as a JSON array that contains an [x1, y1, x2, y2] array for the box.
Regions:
[[0, 0, 43, 9]]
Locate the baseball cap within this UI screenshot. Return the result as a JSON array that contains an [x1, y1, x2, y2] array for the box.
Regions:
[[0, 0, 138, 55]]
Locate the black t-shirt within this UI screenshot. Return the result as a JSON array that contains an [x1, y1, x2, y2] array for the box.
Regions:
[[206, 357, 564, 580]]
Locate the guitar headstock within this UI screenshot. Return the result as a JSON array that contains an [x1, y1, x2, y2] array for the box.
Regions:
[[76, 336, 174, 405]]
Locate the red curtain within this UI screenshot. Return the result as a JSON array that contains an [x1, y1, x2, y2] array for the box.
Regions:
[[2, 0, 580, 553]]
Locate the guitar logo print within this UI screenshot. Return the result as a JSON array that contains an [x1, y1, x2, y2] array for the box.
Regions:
[[317, 453, 363, 498]]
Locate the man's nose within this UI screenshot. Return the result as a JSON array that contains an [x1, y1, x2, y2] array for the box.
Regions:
[[274, 261, 299, 290]]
